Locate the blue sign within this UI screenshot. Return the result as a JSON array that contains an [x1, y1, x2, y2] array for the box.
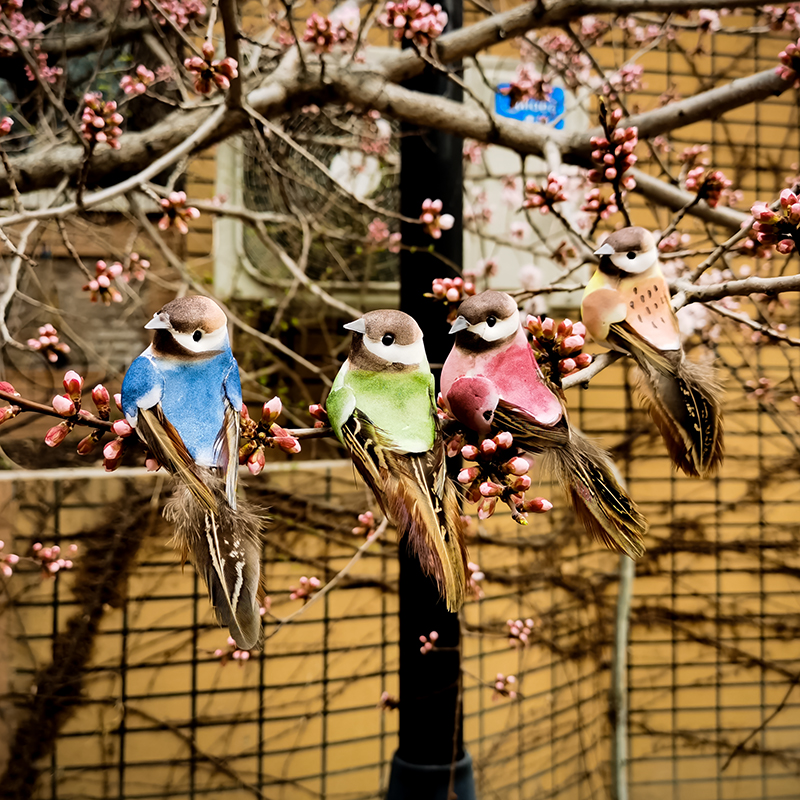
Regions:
[[495, 85, 565, 129]]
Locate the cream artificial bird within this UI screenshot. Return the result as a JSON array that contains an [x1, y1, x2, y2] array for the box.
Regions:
[[582, 226, 724, 478]]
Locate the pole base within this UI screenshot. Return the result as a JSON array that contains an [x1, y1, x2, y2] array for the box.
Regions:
[[386, 751, 476, 800]]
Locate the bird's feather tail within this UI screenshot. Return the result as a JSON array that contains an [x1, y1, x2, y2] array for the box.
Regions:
[[164, 473, 265, 649], [632, 353, 724, 478], [385, 453, 468, 612], [544, 433, 647, 559]]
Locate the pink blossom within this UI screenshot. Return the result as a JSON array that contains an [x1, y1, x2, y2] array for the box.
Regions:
[[120, 65, 156, 96], [420, 198, 454, 239], [184, 41, 238, 94], [80, 93, 123, 150], [463, 139, 486, 164], [501, 63, 552, 108], [158, 191, 200, 235], [302, 12, 355, 53], [24, 50, 63, 84], [45, 421, 71, 447], [27, 323, 70, 362], [58, 0, 91, 19], [523, 173, 567, 213], [0, 116, 12, 135], [83, 260, 123, 304], [378, 0, 448, 45]]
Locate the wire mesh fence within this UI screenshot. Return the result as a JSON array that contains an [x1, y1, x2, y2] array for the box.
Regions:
[[3, 351, 800, 799]]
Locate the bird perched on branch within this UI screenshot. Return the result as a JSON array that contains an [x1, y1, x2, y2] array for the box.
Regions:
[[326, 310, 468, 611], [583, 226, 724, 478], [442, 290, 646, 560], [121, 296, 263, 649]]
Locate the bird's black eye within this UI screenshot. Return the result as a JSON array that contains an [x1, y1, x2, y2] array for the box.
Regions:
[[626, 251, 637, 260], [486, 315, 497, 327], [193, 330, 203, 342], [382, 333, 395, 346]]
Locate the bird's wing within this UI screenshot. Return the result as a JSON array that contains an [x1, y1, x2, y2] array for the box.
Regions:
[[213, 359, 243, 510], [607, 321, 677, 373], [330, 382, 467, 611], [581, 286, 629, 347], [492, 399, 569, 452], [137, 406, 218, 512], [120, 353, 164, 424]]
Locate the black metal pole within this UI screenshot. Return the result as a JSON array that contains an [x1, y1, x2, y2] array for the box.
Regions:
[[388, 2, 475, 797]]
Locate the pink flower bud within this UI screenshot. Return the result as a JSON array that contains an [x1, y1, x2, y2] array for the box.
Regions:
[[559, 358, 577, 374], [263, 396, 282, 423], [61, 371, 83, 400], [248, 448, 266, 475], [438, 214, 454, 231], [461, 444, 480, 460], [510, 474, 532, 491], [103, 438, 123, 460], [114, 393, 123, 410], [446, 287, 460, 302], [479, 481, 503, 497], [561, 335, 585, 353], [145, 458, 160, 472], [540, 318, 555, 337], [477, 497, 497, 519], [523, 497, 553, 513], [92, 384, 110, 410], [575, 353, 593, 368], [0, 406, 19, 424], [458, 467, 480, 484], [503, 456, 530, 476], [480, 439, 497, 456], [0, 381, 17, 395], [777, 239, 796, 254], [571, 322, 586, 337], [493, 431, 513, 449], [52, 394, 76, 416], [45, 421, 71, 447], [77, 434, 99, 455], [112, 419, 134, 437], [275, 436, 301, 454]]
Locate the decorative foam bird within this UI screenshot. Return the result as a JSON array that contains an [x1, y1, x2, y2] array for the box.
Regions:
[[583, 226, 723, 478], [121, 296, 263, 649], [442, 290, 647, 559], [326, 310, 468, 610]]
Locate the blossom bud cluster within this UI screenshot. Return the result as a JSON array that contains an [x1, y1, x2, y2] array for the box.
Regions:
[[83, 260, 123, 304], [290, 575, 321, 601], [0, 540, 20, 578], [352, 510, 376, 536], [776, 39, 800, 87], [581, 188, 618, 221], [121, 65, 156, 96], [214, 635, 254, 665], [308, 403, 329, 429], [456, 431, 552, 524], [0, 382, 20, 427], [429, 276, 476, 303], [420, 198, 455, 239], [750, 189, 800, 254], [27, 323, 71, 363], [239, 397, 301, 476], [525, 316, 592, 380], [419, 630, 439, 654], [493, 672, 518, 700], [378, 0, 448, 45], [685, 167, 732, 208], [523, 173, 567, 214], [184, 41, 238, 94], [467, 560, 484, 600], [588, 111, 637, 190], [500, 64, 551, 108], [81, 93, 123, 149], [302, 12, 354, 53], [367, 218, 401, 253], [158, 191, 200, 235], [32, 542, 78, 576], [507, 617, 537, 647], [59, 0, 91, 20]]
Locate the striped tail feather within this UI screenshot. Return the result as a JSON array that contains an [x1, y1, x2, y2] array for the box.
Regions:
[[339, 411, 468, 611], [542, 432, 647, 559], [164, 473, 265, 650], [632, 355, 724, 478], [386, 452, 468, 612]]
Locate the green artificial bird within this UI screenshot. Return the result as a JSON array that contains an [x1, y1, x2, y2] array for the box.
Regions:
[[326, 309, 468, 611]]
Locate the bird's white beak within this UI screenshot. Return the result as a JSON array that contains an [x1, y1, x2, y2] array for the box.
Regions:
[[145, 312, 171, 330], [343, 318, 366, 334], [449, 316, 470, 334], [594, 243, 615, 256]]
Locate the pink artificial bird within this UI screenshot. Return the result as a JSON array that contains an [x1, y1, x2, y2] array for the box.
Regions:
[[441, 290, 646, 559]]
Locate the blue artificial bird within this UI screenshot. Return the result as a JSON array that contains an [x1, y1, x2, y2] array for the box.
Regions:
[[121, 296, 263, 649]]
